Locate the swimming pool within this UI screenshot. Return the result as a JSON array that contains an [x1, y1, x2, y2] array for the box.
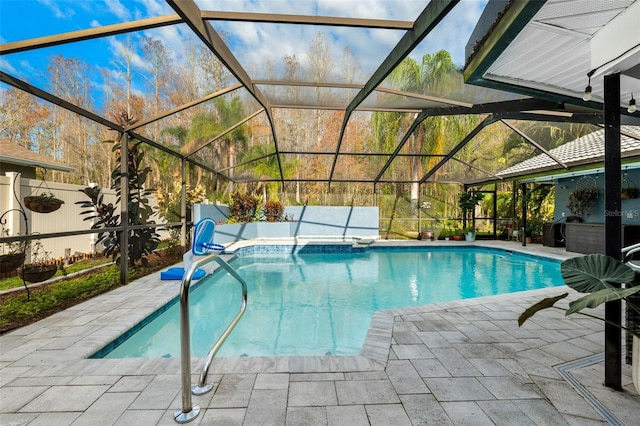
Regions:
[[95, 246, 562, 359]]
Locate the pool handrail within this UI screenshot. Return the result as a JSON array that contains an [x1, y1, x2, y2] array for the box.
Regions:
[[622, 242, 640, 271], [174, 251, 248, 424], [193, 256, 248, 394]]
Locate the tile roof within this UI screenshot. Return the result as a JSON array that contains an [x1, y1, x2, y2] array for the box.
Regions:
[[0, 139, 74, 172], [497, 126, 640, 178]]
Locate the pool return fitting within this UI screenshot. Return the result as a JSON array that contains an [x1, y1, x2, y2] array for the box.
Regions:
[[174, 219, 248, 424]]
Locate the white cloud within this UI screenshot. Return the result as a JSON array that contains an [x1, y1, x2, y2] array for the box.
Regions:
[[36, 0, 75, 20], [137, 0, 173, 16], [103, 0, 130, 21], [109, 37, 150, 72], [0, 57, 17, 75], [191, 0, 486, 79]]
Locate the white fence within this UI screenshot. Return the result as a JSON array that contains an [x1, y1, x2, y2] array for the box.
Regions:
[[1, 173, 166, 263]]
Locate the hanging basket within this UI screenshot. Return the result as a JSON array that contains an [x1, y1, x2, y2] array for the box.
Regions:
[[0, 252, 26, 274], [23, 196, 64, 213], [621, 175, 639, 199], [23, 167, 64, 213], [21, 264, 57, 283]]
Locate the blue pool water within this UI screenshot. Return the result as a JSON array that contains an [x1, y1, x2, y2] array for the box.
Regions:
[[97, 247, 562, 359]]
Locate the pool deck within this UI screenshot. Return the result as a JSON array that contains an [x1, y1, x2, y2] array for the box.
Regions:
[[1, 240, 638, 425]]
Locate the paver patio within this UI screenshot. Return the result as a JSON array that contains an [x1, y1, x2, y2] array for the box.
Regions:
[[1, 241, 638, 425]]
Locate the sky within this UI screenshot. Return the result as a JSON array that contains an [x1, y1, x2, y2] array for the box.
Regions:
[[0, 0, 489, 109]]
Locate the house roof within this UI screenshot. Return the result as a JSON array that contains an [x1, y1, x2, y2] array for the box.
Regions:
[[495, 126, 640, 180], [0, 140, 75, 173]]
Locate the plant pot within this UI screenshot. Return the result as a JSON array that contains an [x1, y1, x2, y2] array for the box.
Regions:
[[452, 234, 463, 241], [21, 264, 57, 283], [465, 232, 476, 242], [420, 231, 433, 240], [525, 237, 533, 244], [0, 252, 26, 273], [622, 188, 639, 199], [633, 335, 639, 394], [23, 196, 64, 213]]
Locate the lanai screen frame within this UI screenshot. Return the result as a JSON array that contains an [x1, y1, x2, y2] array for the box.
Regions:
[[0, 0, 611, 285]]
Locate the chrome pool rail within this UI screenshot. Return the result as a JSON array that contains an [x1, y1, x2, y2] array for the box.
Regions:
[[622, 242, 640, 271], [174, 252, 248, 424]]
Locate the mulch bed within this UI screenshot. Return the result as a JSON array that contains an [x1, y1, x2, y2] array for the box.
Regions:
[[0, 250, 182, 334]]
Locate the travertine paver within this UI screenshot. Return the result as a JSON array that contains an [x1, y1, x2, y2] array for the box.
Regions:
[[19, 385, 110, 412], [385, 359, 429, 394], [130, 375, 180, 410], [326, 405, 369, 426], [113, 410, 165, 426], [285, 406, 327, 425], [0, 385, 49, 413], [0, 241, 638, 425], [71, 392, 139, 426], [209, 374, 255, 408], [365, 404, 412, 425], [288, 381, 337, 406], [335, 379, 400, 405], [254, 373, 289, 389], [475, 400, 537, 426], [425, 377, 495, 401], [199, 407, 245, 425], [244, 389, 287, 424], [441, 401, 495, 425]]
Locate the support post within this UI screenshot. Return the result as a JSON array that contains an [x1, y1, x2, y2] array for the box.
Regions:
[[493, 184, 498, 239], [462, 184, 468, 231], [603, 72, 622, 390], [521, 183, 527, 246], [119, 133, 129, 285], [180, 159, 187, 254], [417, 190, 422, 237]]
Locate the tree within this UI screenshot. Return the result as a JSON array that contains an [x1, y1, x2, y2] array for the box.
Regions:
[[0, 88, 52, 148], [77, 129, 160, 267], [141, 36, 174, 141], [212, 96, 249, 195], [48, 55, 98, 184], [373, 51, 470, 206]]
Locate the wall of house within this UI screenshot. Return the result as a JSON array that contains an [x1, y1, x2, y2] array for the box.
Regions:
[[554, 168, 640, 225]]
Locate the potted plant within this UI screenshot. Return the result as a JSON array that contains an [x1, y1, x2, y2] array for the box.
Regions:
[[525, 218, 544, 244], [229, 191, 260, 223], [459, 191, 484, 227], [622, 188, 639, 199], [20, 239, 57, 284], [23, 191, 64, 213], [566, 188, 598, 217], [519, 254, 640, 393], [420, 230, 434, 240], [0, 243, 26, 274], [464, 226, 477, 242], [263, 200, 284, 222], [621, 175, 638, 199], [0, 227, 27, 274], [451, 228, 464, 241]]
